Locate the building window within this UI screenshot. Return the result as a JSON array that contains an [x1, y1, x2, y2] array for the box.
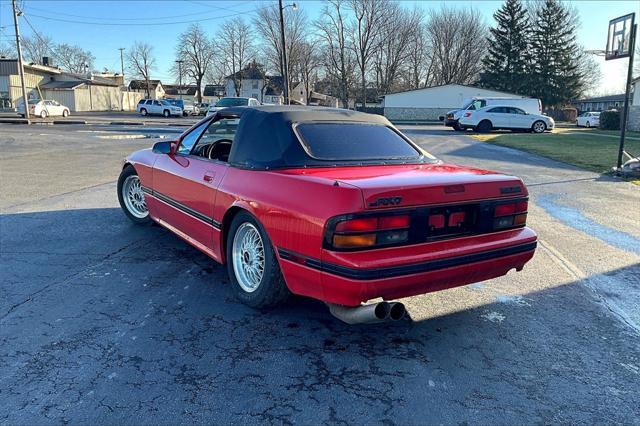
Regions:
[[252, 81, 259, 89]]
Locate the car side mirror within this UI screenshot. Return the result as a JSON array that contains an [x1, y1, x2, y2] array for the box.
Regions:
[[152, 141, 172, 154]]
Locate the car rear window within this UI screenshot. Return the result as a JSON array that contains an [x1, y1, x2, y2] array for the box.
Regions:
[[295, 123, 421, 161], [216, 98, 248, 107]]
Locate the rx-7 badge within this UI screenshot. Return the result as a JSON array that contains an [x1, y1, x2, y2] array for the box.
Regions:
[[369, 197, 403, 207]]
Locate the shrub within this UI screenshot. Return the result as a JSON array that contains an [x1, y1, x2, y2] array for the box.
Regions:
[[599, 110, 620, 130]]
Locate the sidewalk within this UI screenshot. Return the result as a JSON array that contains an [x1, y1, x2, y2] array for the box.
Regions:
[[0, 111, 199, 127]]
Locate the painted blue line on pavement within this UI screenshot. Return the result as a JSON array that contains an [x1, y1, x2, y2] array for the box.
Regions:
[[537, 194, 640, 255]]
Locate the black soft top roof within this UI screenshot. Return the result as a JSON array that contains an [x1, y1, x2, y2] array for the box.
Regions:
[[220, 106, 398, 169]]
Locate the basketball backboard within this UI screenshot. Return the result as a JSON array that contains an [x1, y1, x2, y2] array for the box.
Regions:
[[606, 13, 635, 60]]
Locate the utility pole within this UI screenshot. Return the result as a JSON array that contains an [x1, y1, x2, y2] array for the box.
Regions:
[[175, 60, 184, 100], [278, 0, 289, 105], [118, 47, 125, 111], [118, 48, 125, 78], [12, 0, 29, 121]]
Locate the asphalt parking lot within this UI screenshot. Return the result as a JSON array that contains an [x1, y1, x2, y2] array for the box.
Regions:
[[1, 122, 639, 424]]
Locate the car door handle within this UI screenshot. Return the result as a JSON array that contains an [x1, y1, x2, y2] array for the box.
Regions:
[[203, 172, 215, 183]]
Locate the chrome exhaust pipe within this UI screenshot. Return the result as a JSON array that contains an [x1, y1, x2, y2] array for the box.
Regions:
[[327, 302, 391, 325], [388, 302, 406, 321]]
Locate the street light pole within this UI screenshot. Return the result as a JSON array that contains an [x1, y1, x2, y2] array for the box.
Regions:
[[278, 2, 298, 105], [175, 60, 184, 100], [278, 0, 289, 105], [12, 0, 29, 121]]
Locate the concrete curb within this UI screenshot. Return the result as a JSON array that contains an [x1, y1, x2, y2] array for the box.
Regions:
[[109, 121, 145, 126], [53, 120, 87, 125], [0, 119, 29, 124]]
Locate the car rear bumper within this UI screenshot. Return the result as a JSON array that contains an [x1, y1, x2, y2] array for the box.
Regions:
[[277, 227, 537, 306]]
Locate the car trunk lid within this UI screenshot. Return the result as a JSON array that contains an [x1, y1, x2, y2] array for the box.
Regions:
[[282, 163, 526, 208]]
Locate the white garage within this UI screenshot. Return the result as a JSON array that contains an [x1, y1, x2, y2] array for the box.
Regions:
[[383, 84, 526, 122]]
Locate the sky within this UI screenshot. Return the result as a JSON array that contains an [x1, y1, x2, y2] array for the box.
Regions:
[[1, 0, 638, 95]]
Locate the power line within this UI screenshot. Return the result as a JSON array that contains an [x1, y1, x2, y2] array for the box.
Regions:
[[22, 4, 268, 27], [20, 13, 51, 49], [22, 2, 252, 22]]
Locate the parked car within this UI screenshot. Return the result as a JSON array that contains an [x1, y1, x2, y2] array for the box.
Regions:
[[445, 97, 542, 131], [459, 105, 554, 133], [136, 99, 183, 117], [206, 97, 260, 116], [117, 106, 537, 323], [576, 111, 600, 128], [196, 103, 209, 115], [164, 99, 199, 116], [17, 99, 70, 118]]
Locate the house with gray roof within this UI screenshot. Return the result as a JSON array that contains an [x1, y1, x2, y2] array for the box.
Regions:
[[0, 58, 127, 112]]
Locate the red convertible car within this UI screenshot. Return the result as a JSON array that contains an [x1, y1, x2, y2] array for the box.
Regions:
[[118, 106, 536, 323]]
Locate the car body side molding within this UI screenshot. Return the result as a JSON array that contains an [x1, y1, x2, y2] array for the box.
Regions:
[[141, 185, 222, 229]]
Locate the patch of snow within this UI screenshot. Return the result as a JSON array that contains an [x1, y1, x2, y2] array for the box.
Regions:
[[481, 311, 505, 323]]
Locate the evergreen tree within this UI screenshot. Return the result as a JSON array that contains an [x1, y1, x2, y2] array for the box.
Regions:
[[480, 0, 530, 94], [529, 0, 585, 107]]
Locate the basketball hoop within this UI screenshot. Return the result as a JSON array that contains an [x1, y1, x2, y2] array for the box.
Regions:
[[606, 13, 634, 60]]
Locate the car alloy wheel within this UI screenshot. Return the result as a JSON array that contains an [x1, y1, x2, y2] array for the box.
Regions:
[[40, 110, 47, 119], [141, 109, 147, 116], [232, 222, 265, 293], [532, 121, 546, 133], [163, 110, 170, 117], [121, 175, 148, 219], [586, 121, 591, 128], [63, 110, 69, 117]]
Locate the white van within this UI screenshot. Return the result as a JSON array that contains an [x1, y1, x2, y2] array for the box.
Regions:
[[444, 97, 542, 131]]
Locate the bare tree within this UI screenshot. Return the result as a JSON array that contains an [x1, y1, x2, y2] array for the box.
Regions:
[[425, 7, 487, 85], [374, 4, 421, 94], [21, 35, 53, 64], [127, 42, 156, 98], [349, 0, 387, 107], [0, 42, 16, 58], [174, 24, 216, 103], [315, 0, 356, 108], [296, 41, 321, 104], [254, 4, 307, 98], [405, 11, 433, 89], [216, 18, 253, 96], [52, 43, 95, 74]]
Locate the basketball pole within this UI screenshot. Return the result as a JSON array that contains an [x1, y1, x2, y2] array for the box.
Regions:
[[617, 23, 636, 170]]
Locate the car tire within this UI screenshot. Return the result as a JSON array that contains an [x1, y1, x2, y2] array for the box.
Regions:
[[586, 121, 591, 128], [163, 110, 170, 118], [40, 110, 47, 119], [532, 120, 547, 133], [62, 109, 69, 117], [452, 122, 463, 131], [117, 165, 152, 225], [140, 108, 147, 116], [476, 120, 492, 133], [227, 211, 290, 309]]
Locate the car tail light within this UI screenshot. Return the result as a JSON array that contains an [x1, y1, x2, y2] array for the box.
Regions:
[[493, 200, 528, 230], [328, 214, 411, 250]]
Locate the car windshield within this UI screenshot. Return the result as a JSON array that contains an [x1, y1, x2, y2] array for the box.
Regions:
[[295, 122, 427, 161], [216, 98, 248, 107]]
